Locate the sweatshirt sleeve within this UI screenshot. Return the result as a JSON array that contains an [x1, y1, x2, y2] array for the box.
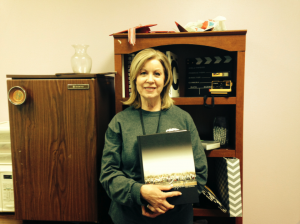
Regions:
[[188, 117, 208, 193], [99, 119, 144, 207]]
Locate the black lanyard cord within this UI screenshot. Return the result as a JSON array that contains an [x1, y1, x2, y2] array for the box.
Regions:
[[139, 109, 162, 135]]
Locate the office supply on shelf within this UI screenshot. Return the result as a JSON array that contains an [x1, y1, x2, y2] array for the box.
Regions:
[[201, 140, 220, 150]]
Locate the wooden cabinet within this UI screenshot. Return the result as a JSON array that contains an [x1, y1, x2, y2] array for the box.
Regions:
[[7, 74, 115, 223], [113, 31, 246, 224]]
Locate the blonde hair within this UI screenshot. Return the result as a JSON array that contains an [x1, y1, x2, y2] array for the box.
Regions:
[[123, 48, 174, 109]]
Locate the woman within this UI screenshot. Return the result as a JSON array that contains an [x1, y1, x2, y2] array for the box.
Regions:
[[100, 48, 208, 224]]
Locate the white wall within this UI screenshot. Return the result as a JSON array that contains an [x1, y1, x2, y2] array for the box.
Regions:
[[1, 0, 300, 223]]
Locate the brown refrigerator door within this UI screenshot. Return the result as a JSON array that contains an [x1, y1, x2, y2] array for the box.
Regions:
[[7, 79, 100, 222]]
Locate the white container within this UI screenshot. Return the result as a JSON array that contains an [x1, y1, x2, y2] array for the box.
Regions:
[[0, 165, 14, 212], [0, 122, 14, 212], [0, 121, 11, 156], [0, 122, 10, 144], [0, 122, 12, 163], [0, 153, 12, 165]]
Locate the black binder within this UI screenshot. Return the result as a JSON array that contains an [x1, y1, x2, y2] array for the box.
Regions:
[[137, 131, 199, 205]]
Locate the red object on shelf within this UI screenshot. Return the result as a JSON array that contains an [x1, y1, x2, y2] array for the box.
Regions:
[[110, 24, 157, 46], [110, 24, 157, 35], [175, 21, 188, 32]]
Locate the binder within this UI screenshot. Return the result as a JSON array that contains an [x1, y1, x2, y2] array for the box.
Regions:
[[137, 131, 199, 205]]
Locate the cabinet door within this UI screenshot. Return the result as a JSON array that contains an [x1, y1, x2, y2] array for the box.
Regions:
[[7, 79, 98, 222]]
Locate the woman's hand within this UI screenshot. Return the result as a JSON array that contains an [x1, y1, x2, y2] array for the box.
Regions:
[[141, 205, 161, 218], [140, 184, 182, 214]]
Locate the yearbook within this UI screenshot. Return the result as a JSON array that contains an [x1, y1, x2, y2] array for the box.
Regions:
[[137, 130, 199, 205]]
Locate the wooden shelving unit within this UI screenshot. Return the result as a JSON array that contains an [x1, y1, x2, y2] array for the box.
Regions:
[[121, 97, 237, 106], [205, 149, 235, 158], [193, 208, 229, 217], [113, 30, 246, 224]]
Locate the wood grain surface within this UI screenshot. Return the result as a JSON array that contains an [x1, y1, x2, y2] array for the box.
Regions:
[[112, 31, 246, 224], [7, 77, 114, 222], [113, 31, 247, 54]]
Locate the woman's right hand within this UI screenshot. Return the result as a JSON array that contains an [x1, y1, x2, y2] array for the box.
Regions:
[[140, 184, 182, 214]]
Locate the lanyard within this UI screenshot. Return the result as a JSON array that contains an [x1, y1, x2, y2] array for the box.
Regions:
[[139, 109, 162, 135]]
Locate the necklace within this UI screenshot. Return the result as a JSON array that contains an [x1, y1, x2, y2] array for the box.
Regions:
[[139, 109, 162, 135]]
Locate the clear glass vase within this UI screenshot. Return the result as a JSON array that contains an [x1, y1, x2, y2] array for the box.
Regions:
[[71, 44, 92, 73]]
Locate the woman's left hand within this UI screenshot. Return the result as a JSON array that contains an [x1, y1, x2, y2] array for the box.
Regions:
[[141, 205, 162, 218], [140, 184, 181, 213]]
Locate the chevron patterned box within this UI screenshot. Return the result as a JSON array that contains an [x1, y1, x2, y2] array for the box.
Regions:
[[215, 157, 242, 217]]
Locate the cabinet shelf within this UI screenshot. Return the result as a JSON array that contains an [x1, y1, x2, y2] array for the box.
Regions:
[[173, 97, 236, 105], [205, 149, 235, 157], [193, 208, 229, 217], [119, 97, 236, 106]]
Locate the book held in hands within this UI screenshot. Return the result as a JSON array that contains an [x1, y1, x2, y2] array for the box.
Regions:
[[137, 130, 199, 205]]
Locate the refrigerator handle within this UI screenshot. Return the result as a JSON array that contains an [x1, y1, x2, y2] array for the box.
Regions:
[[8, 86, 27, 105]]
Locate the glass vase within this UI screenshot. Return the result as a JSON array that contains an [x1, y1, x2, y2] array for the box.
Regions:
[[71, 44, 92, 73]]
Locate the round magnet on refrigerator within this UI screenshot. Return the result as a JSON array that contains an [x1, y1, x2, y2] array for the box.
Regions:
[[8, 86, 27, 105]]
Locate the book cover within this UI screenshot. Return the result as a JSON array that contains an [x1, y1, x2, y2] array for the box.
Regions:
[[137, 131, 199, 205]]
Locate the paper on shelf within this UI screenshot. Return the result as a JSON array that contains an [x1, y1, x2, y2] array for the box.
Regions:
[[184, 16, 227, 32]]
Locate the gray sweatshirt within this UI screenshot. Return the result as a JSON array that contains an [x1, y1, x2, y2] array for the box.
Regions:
[[100, 105, 208, 224]]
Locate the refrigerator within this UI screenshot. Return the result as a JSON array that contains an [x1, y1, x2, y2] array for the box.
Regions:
[[7, 73, 115, 223]]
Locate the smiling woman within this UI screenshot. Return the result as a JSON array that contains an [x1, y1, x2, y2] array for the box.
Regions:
[[99, 48, 208, 224]]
